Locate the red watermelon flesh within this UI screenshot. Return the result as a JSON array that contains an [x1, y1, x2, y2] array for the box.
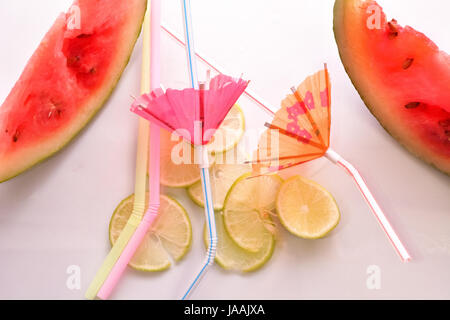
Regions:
[[333, 0, 450, 174], [0, 0, 147, 182]]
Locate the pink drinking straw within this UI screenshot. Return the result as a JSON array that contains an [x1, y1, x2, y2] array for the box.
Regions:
[[161, 25, 411, 262], [97, 0, 162, 299]]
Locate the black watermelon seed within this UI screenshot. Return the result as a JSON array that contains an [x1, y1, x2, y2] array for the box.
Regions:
[[387, 20, 399, 39], [402, 58, 414, 70], [77, 33, 91, 39], [405, 102, 421, 109], [12, 130, 20, 142]]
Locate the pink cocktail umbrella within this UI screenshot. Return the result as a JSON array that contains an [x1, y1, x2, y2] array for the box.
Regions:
[[132, 74, 249, 146]]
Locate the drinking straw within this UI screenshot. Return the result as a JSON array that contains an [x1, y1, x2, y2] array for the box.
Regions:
[[84, 7, 152, 300], [324, 149, 411, 261], [96, 0, 162, 299], [180, 0, 218, 299], [160, 25, 410, 262]]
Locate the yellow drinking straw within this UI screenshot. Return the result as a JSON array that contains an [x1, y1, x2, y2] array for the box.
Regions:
[[85, 6, 151, 299]]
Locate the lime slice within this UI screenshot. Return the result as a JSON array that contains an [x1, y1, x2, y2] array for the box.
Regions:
[[109, 193, 192, 271], [276, 175, 340, 239], [204, 212, 274, 272], [187, 163, 251, 211], [223, 173, 282, 252], [160, 129, 209, 188], [207, 104, 245, 154]]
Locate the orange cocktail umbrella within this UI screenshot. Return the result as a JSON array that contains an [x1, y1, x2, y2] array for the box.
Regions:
[[250, 64, 411, 262]]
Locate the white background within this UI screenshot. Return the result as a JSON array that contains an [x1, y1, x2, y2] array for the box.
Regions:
[[0, 0, 449, 299]]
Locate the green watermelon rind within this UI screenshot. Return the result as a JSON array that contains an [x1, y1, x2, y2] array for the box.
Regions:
[[0, 1, 147, 183], [333, 0, 450, 176]]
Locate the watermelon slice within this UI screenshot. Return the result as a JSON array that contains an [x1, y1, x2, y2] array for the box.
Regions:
[[0, 0, 147, 182], [333, 0, 450, 174]]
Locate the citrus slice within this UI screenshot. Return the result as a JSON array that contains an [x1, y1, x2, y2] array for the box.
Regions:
[[223, 173, 282, 252], [204, 212, 274, 272], [187, 163, 251, 211], [207, 104, 245, 154], [160, 129, 203, 188], [276, 175, 340, 239], [109, 193, 192, 271]]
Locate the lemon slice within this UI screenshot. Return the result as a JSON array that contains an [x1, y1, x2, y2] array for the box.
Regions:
[[160, 129, 199, 188], [109, 193, 192, 271], [223, 173, 282, 252], [160, 129, 208, 188], [276, 175, 340, 239], [204, 212, 274, 272], [187, 163, 251, 211], [207, 105, 245, 154]]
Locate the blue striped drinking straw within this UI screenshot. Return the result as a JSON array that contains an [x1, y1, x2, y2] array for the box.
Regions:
[[180, 0, 218, 300]]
